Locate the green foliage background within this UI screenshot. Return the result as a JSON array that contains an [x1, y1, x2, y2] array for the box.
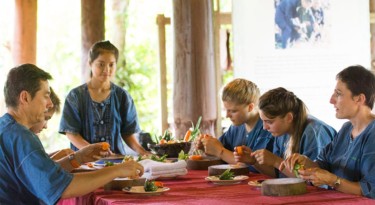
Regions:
[[114, 43, 159, 134], [0, 0, 231, 153]]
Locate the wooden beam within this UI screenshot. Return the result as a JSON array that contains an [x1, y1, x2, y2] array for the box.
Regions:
[[172, 0, 217, 138], [81, 0, 105, 83], [13, 0, 37, 65], [219, 12, 232, 25], [371, 12, 375, 24], [156, 14, 169, 133]]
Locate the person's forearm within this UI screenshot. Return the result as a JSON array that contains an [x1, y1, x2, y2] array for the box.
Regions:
[[273, 157, 297, 178], [56, 155, 78, 172], [123, 134, 148, 155], [61, 166, 119, 198], [66, 133, 90, 149], [218, 148, 236, 164], [252, 156, 283, 177], [330, 177, 363, 196]]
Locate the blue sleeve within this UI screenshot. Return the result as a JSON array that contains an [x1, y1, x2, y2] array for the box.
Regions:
[[218, 125, 246, 151], [316, 121, 375, 198], [17, 150, 73, 204], [247, 119, 274, 152], [59, 88, 83, 135], [5, 128, 73, 204], [273, 135, 288, 158], [118, 88, 141, 136], [300, 120, 336, 160], [360, 139, 375, 198]]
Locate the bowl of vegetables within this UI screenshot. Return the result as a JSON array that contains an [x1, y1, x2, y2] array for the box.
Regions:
[[148, 117, 201, 158], [148, 141, 192, 158]]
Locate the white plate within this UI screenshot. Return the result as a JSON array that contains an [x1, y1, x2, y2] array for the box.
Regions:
[[205, 175, 249, 185], [209, 163, 248, 169], [93, 158, 123, 167], [122, 186, 170, 195], [248, 180, 264, 187], [104, 154, 125, 160]]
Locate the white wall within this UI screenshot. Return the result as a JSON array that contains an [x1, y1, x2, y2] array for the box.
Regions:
[[232, 0, 370, 130]]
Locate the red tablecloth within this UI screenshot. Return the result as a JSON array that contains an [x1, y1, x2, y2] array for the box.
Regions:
[[58, 170, 375, 205]]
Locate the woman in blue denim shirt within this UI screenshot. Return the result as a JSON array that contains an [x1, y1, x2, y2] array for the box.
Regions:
[[59, 40, 150, 156], [280, 65, 375, 198]]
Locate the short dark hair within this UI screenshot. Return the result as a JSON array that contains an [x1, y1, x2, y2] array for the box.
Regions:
[[336, 65, 375, 109], [89, 40, 119, 64], [4, 64, 52, 108]]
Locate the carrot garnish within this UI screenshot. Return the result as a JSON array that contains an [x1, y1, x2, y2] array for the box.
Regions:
[[184, 130, 192, 142], [189, 155, 203, 160], [101, 142, 110, 151], [154, 181, 164, 188], [235, 146, 243, 155]]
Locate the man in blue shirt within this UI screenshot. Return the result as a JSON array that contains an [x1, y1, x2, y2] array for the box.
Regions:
[[199, 79, 274, 171], [0, 64, 144, 204]]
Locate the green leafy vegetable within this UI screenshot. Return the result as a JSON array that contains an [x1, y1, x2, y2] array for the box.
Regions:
[[161, 130, 172, 142], [104, 161, 114, 167], [150, 154, 168, 162], [178, 150, 189, 160], [189, 116, 202, 142], [144, 180, 158, 192], [219, 169, 235, 180]]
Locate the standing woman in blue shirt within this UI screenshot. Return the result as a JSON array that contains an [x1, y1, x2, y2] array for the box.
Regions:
[[59, 40, 150, 156], [280, 65, 375, 198], [235, 87, 336, 177]]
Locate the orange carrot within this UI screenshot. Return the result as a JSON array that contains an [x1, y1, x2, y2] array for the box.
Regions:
[[189, 155, 203, 160], [184, 130, 192, 142], [235, 146, 243, 155], [101, 142, 110, 151]]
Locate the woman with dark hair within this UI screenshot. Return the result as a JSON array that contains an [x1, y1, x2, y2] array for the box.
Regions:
[[59, 40, 150, 156], [234, 87, 336, 177], [280, 65, 375, 198]]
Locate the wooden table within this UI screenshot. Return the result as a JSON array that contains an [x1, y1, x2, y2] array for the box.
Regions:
[[58, 170, 375, 205]]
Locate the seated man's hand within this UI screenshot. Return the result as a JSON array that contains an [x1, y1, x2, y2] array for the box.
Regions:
[[50, 148, 74, 161], [76, 143, 111, 163], [117, 160, 144, 179]]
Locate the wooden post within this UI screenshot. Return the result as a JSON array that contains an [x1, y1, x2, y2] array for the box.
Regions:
[[81, 0, 105, 82], [172, 0, 217, 138], [13, 0, 37, 65], [156, 14, 171, 133]]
